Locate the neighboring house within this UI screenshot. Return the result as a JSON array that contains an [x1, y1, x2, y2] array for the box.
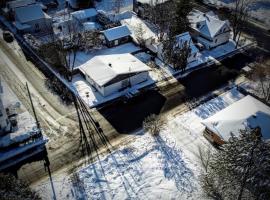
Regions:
[[133, 0, 171, 18], [188, 9, 231, 49], [156, 32, 200, 64], [102, 25, 132, 47], [14, 4, 52, 33], [202, 95, 270, 145], [1, 0, 36, 19], [71, 8, 98, 25], [6, 0, 36, 11], [80, 53, 151, 97]]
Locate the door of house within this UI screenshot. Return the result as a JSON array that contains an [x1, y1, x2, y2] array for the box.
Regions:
[[114, 39, 119, 46]]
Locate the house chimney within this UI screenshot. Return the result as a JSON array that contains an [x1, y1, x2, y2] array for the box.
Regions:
[[108, 63, 112, 67]]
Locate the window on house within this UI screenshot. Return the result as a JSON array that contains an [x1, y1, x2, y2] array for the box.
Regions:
[[215, 39, 218, 43]]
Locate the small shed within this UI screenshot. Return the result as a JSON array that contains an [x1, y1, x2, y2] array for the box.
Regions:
[[102, 25, 132, 47]]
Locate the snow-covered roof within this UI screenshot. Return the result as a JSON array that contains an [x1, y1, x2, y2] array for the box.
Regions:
[[103, 25, 132, 42], [71, 8, 98, 21], [15, 4, 51, 23], [80, 53, 151, 87], [175, 32, 199, 54], [7, 0, 36, 9], [202, 95, 270, 141], [136, 0, 170, 5], [121, 14, 158, 42], [83, 22, 101, 31], [188, 9, 230, 39]]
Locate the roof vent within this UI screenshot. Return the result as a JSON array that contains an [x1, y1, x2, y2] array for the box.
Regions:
[[108, 63, 112, 67]]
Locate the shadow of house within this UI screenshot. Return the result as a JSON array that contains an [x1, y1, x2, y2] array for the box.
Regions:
[[98, 90, 166, 133]]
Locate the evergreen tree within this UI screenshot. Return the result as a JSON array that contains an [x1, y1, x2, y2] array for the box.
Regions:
[[200, 128, 270, 200]]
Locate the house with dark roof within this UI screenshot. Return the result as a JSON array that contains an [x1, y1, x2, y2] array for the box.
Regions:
[[102, 25, 132, 47], [188, 9, 231, 49], [14, 4, 52, 33]]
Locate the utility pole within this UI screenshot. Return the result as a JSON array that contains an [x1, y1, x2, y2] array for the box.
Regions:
[[26, 82, 40, 130]]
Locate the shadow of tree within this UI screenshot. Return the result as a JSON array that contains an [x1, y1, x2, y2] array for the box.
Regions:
[[154, 135, 196, 196]]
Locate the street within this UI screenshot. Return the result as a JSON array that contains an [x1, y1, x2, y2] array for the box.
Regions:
[[0, 1, 269, 188]]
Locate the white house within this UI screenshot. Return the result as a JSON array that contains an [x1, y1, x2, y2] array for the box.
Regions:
[[71, 8, 98, 24], [157, 32, 200, 64], [14, 4, 52, 33], [202, 95, 270, 145], [102, 25, 132, 47], [80, 53, 151, 97], [188, 9, 231, 49]]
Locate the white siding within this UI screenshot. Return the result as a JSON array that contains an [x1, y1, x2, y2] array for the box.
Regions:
[[102, 72, 149, 97]]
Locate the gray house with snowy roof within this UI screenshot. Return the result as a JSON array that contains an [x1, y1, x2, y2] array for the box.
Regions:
[[14, 4, 52, 33], [102, 25, 132, 47], [188, 9, 231, 49]]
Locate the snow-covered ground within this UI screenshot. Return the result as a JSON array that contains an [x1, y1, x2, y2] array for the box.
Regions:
[[95, 0, 133, 14], [33, 88, 246, 200], [204, 0, 270, 27]]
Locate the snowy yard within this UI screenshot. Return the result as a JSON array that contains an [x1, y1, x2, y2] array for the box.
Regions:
[[33, 88, 246, 200], [204, 0, 270, 27], [95, 0, 133, 14]]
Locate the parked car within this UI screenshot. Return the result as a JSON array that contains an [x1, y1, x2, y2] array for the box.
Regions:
[[3, 31, 14, 43]]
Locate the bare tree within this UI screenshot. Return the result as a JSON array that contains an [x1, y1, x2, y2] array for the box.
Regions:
[[200, 128, 270, 200], [143, 114, 165, 136], [113, 0, 125, 14], [230, 0, 253, 48], [162, 35, 191, 72], [249, 57, 270, 103]]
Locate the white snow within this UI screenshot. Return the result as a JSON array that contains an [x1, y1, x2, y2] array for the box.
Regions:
[[103, 25, 132, 42], [71, 8, 98, 21], [202, 95, 270, 141], [71, 73, 156, 108], [72, 42, 141, 69], [203, 0, 270, 27], [95, 0, 133, 14], [33, 88, 246, 200], [80, 53, 151, 87]]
